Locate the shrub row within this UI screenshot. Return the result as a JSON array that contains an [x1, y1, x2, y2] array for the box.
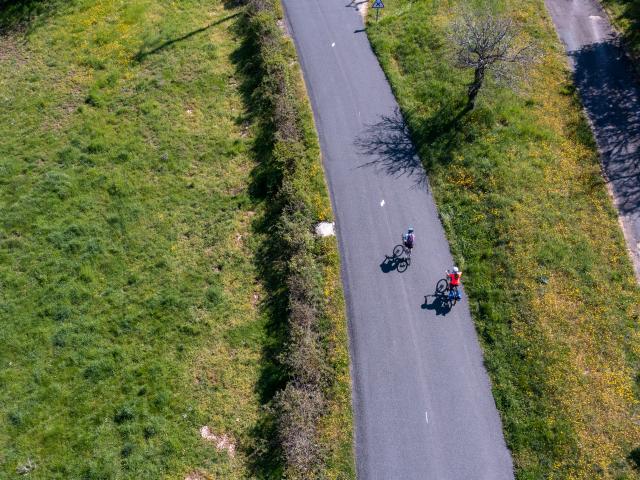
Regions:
[[243, 0, 336, 477]]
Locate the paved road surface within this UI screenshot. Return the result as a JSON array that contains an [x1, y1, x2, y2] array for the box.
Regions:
[[281, 2, 514, 478], [545, 0, 640, 279]]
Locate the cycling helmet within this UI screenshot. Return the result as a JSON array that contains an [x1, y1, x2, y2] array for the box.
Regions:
[[408, 226, 414, 233], [453, 266, 459, 273]]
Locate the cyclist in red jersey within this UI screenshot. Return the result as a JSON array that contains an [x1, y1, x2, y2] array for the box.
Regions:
[[447, 266, 462, 300]]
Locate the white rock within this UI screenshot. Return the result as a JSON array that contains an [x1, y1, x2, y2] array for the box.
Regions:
[[315, 222, 335, 237]]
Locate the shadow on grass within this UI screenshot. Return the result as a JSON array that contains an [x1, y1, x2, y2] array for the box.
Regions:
[[133, 12, 241, 62], [0, 0, 61, 35], [229, 12, 288, 479], [629, 446, 640, 470], [606, 0, 640, 56]]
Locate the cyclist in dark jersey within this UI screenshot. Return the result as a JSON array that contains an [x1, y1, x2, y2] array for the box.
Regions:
[[402, 227, 415, 251]]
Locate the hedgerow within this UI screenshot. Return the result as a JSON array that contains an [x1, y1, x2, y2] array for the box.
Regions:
[[242, 0, 350, 477]]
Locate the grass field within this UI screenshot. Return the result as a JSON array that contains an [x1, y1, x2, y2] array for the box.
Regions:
[[367, 1, 640, 478], [601, 0, 640, 59], [0, 1, 279, 478]]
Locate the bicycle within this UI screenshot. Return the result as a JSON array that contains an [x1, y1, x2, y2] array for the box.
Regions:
[[392, 239, 412, 272], [392, 243, 412, 258], [436, 271, 461, 306]]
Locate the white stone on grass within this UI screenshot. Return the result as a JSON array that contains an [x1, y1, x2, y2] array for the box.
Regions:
[[315, 221, 335, 237]]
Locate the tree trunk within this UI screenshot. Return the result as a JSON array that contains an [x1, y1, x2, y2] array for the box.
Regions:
[[466, 66, 485, 110]]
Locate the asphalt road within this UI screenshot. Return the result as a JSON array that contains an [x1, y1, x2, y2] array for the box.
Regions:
[[545, 0, 640, 280], [280, 2, 514, 478]]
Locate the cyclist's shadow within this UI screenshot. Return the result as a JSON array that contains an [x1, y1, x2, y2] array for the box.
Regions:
[[422, 275, 461, 315], [421, 279, 455, 316], [421, 293, 452, 316], [380, 244, 411, 273]]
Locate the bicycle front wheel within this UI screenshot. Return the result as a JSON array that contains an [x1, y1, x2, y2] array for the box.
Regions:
[[436, 279, 448, 294], [393, 244, 405, 258]]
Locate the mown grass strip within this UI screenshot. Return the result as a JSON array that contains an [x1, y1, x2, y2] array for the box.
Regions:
[[367, 1, 640, 478]]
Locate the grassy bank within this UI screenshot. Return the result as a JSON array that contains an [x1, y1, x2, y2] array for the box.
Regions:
[[2, 1, 269, 478], [240, 0, 355, 478], [601, 0, 640, 60], [367, 1, 640, 478]]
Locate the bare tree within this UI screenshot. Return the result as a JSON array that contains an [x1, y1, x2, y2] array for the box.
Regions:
[[449, 12, 537, 110]]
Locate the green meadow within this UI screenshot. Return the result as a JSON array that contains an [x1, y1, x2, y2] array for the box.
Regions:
[[1, 1, 272, 478]]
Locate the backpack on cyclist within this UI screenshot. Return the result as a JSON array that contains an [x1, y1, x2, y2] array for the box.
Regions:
[[405, 233, 414, 248]]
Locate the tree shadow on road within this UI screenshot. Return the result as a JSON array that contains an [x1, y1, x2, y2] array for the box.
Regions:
[[569, 40, 640, 220], [355, 103, 471, 189], [356, 108, 427, 188], [345, 0, 368, 9]]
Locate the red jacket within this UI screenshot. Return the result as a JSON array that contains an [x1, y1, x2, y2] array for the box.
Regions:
[[448, 272, 462, 286]]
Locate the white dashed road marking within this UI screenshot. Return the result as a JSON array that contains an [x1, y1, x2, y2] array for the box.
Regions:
[[380, 199, 385, 207], [425, 411, 429, 424]]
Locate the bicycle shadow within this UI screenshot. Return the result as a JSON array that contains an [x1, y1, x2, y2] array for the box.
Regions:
[[421, 278, 457, 316], [421, 294, 452, 316], [380, 255, 404, 273], [380, 244, 411, 273]]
